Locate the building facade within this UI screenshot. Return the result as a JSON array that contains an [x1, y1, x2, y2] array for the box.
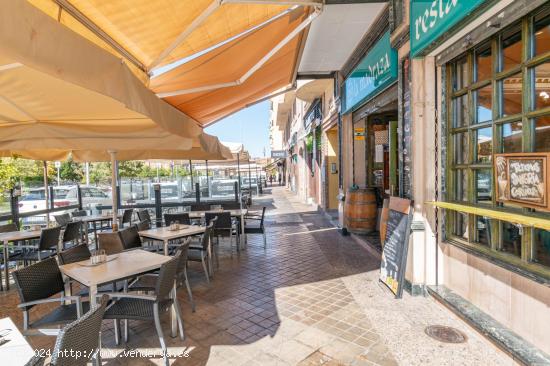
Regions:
[[336, 0, 550, 356]]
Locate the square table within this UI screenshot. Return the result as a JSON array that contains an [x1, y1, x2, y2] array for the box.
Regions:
[[187, 209, 247, 248], [60, 249, 182, 337], [0, 317, 35, 366], [0, 230, 41, 290], [139, 226, 205, 255]]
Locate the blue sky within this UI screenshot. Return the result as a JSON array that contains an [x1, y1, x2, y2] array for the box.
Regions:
[[205, 101, 270, 158]]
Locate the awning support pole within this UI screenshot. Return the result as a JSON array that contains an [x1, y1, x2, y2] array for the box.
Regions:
[[109, 151, 119, 231], [43, 161, 50, 225]]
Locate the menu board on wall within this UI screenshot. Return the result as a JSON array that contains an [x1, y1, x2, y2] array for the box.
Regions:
[[379, 197, 413, 299], [401, 57, 412, 199], [495, 153, 549, 211]]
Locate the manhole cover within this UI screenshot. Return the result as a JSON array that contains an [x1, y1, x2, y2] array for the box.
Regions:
[[425, 325, 467, 343]]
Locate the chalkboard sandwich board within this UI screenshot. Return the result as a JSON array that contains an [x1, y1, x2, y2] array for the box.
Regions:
[[494, 153, 549, 211], [379, 197, 413, 299]]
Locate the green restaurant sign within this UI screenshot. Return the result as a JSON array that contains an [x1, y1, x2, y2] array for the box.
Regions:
[[343, 31, 397, 114], [410, 0, 486, 57]]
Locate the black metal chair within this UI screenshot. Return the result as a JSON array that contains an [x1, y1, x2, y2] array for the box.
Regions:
[[118, 226, 142, 250], [54, 213, 71, 227], [130, 240, 195, 311], [12, 257, 88, 336], [16, 227, 61, 263], [164, 212, 190, 226], [120, 209, 134, 228], [137, 209, 152, 224], [205, 211, 236, 253], [97, 232, 124, 255], [71, 210, 87, 217], [62, 221, 82, 250], [244, 207, 267, 248], [188, 220, 215, 283], [101, 257, 184, 366]]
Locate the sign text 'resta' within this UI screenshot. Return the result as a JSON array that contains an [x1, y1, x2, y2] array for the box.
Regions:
[[410, 0, 486, 57], [343, 31, 397, 114]]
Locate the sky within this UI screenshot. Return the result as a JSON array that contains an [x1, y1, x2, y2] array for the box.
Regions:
[[205, 101, 270, 158]]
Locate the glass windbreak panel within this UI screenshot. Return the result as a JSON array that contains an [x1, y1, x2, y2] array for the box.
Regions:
[[455, 169, 468, 202], [475, 45, 492, 82], [533, 229, 550, 267], [534, 12, 550, 56], [120, 179, 149, 205], [533, 62, 550, 110], [70, 186, 111, 214], [501, 72, 523, 117], [501, 221, 522, 257], [453, 94, 469, 127], [475, 216, 491, 246], [475, 127, 493, 163], [454, 212, 469, 239], [453, 132, 469, 164], [501, 30, 522, 72], [474, 85, 492, 123], [535, 116, 550, 152], [453, 57, 469, 91], [502, 121, 523, 152], [476, 169, 492, 203]]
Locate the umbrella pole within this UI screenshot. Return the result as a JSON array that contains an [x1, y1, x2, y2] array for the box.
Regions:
[[237, 155, 245, 248], [109, 151, 119, 231], [43, 161, 50, 225]]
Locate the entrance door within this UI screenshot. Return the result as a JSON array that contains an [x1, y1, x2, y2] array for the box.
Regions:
[[326, 127, 339, 209], [367, 114, 399, 197]]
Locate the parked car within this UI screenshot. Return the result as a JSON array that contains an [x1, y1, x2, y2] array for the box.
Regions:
[[19, 186, 71, 213], [64, 186, 112, 210]]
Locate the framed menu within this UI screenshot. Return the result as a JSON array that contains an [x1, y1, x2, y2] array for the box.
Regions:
[[379, 197, 413, 299], [494, 153, 549, 211]]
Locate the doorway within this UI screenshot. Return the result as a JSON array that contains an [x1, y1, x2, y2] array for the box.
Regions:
[[366, 113, 398, 197]]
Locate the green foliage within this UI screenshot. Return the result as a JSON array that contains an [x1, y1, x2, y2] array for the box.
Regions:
[[59, 158, 84, 183], [119, 161, 144, 178], [89, 162, 111, 185]]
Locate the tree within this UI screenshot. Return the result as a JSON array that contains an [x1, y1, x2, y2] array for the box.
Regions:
[[89, 162, 111, 185], [119, 161, 144, 178], [59, 158, 84, 183]]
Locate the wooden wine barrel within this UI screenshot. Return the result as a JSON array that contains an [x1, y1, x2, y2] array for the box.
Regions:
[[344, 188, 377, 234]]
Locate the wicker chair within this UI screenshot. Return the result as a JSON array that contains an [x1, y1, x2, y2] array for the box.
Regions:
[[54, 214, 71, 227], [130, 239, 195, 311], [57, 244, 91, 265], [16, 227, 61, 263], [12, 257, 88, 336], [120, 209, 134, 228], [164, 213, 190, 226], [118, 226, 142, 250], [0, 223, 23, 289], [97, 232, 124, 255], [135, 220, 150, 231], [101, 257, 183, 366], [244, 207, 267, 248], [137, 209, 152, 224], [205, 211, 237, 255], [188, 220, 215, 283], [61, 222, 81, 250]]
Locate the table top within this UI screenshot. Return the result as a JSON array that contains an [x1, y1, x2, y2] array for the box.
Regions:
[[188, 209, 247, 218], [60, 249, 170, 287], [0, 317, 35, 366], [72, 214, 121, 223], [139, 225, 205, 241], [0, 230, 41, 243]]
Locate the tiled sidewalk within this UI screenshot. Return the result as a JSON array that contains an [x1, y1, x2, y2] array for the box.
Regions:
[[0, 187, 513, 365]]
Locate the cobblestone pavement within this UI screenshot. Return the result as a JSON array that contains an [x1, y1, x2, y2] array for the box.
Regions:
[[0, 187, 513, 365]]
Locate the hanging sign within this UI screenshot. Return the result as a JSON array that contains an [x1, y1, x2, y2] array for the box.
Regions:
[[271, 150, 287, 159], [495, 153, 549, 211], [354, 128, 365, 140], [343, 31, 397, 114], [410, 0, 486, 57], [379, 197, 413, 299]]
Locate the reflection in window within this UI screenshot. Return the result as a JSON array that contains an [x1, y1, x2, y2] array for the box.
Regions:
[[476, 169, 492, 202], [474, 86, 492, 123], [475, 45, 492, 82], [475, 216, 492, 246], [501, 72, 523, 116], [455, 169, 468, 202], [453, 94, 469, 127], [453, 57, 469, 91], [533, 229, 550, 266], [455, 212, 468, 239], [476, 127, 492, 163], [534, 13, 550, 56], [501, 30, 522, 71], [535, 116, 550, 152], [501, 222, 521, 257], [533, 62, 550, 110], [454, 133, 469, 164], [502, 121, 522, 152]]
